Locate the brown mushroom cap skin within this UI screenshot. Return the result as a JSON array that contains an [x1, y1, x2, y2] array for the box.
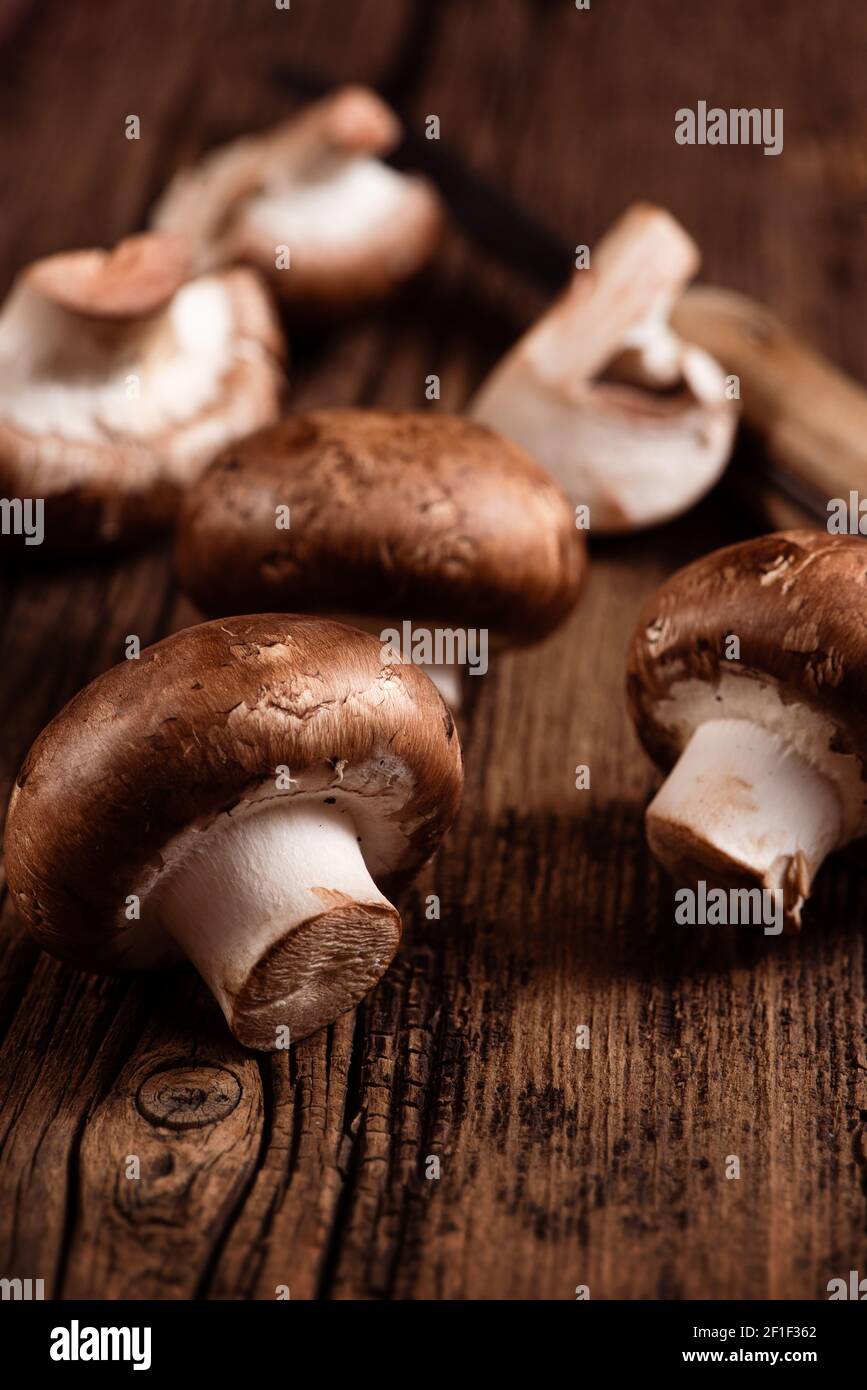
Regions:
[[5, 615, 463, 977], [175, 410, 586, 645], [627, 530, 867, 777]]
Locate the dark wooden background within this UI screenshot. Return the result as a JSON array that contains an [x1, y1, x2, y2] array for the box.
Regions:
[[1, 0, 866, 1300]]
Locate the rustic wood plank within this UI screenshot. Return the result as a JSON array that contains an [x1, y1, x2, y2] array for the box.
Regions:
[[61, 983, 263, 1301], [1, 0, 866, 1302]]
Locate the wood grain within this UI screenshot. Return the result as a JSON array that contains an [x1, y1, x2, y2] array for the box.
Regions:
[[1, 0, 867, 1301]]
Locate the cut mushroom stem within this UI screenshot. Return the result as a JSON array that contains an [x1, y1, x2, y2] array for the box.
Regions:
[[20, 234, 191, 364], [469, 204, 737, 532], [646, 718, 842, 928], [524, 204, 700, 390], [289, 84, 401, 162], [152, 800, 401, 1048]]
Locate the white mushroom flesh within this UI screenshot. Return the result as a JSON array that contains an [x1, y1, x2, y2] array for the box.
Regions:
[[469, 204, 737, 531], [647, 718, 842, 908], [644, 670, 867, 920], [0, 277, 238, 445], [245, 156, 414, 249], [151, 799, 400, 1046], [473, 368, 735, 531]]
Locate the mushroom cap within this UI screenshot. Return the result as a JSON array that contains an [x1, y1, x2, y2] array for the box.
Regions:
[[4, 614, 463, 973], [0, 234, 286, 549], [627, 531, 867, 832], [175, 410, 586, 645], [151, 86, 444, 317]]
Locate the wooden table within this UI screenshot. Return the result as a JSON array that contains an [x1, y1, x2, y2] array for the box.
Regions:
[[2, 0, 866, 1300]]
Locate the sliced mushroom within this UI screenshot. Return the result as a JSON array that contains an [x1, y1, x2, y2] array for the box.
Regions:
[[174, 410, 586, 708], [0, 232, 286, 548], [4, 615, 463, 1049], [626, 531, 867, 928], [469, 203, 738, 532], [151, 85, 444, 316]]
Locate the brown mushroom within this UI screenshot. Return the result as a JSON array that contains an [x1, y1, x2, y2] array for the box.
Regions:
[[4, 615, 463, 1049], [0, 232, 286, 548], [469, 204, 738, 532], [151, 86, 444, 316], [174, 410, 586, 707], [626, 531, 867, 928]]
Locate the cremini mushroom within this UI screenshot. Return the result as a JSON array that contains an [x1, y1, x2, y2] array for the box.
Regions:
[[0, 232, 285, 548], [4, 615, 463, 1048], [174, 410, 586, 708], [469, 203, 738, 533], [626, 531, 867, 928], [151, 85, 444, 316]]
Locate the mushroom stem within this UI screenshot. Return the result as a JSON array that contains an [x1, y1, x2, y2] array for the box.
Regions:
[[23, 233, 191, 359], [522, 203, 700, 389], [13, 281, 175, 372], [153, 800, 401, 1048], [55, 303, 173, 363], [646, 718, 842, 927]]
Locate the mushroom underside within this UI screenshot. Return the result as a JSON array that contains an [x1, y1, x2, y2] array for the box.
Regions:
[[638, 671, 867, 928], [647, 717, 842, 927], [472, 370, 736, 532]]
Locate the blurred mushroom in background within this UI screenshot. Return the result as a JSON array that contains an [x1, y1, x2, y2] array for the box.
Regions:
[[174, 410, 586, 709], [0, 232, 286, 550], [469, 203, 738, 533], [151, 85, 444, 317]]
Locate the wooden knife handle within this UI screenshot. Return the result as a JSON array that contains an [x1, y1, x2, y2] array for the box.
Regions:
[[672, 285, 867, 513]]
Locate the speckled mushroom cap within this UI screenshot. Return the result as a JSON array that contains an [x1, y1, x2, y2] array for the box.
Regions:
[[4, 614, 463, 974], [0, 232, 286, 548], [627, 531, 867, 827], [175, 410, 586, 645]]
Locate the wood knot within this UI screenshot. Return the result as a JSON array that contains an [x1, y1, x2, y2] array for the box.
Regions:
[[136, 1063, 242, 1131]]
